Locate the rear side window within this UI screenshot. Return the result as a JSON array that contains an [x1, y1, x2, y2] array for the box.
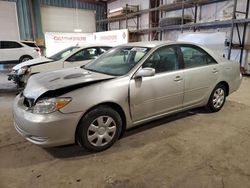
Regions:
[[180, 45, 217, 69], [0, 41, 22, 49], [22, 42, 37, 48]]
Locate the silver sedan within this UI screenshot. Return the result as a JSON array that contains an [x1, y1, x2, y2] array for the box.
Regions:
[[13, 41, 242, 151]]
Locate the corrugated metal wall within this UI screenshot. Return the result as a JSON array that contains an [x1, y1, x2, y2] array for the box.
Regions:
[[1, 0, 33, 39], [0, 0, 106, 40], [16, 0, 33, 40], [40, 0, 105, 32]]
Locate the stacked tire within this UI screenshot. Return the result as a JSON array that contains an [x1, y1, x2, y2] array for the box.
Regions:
[[159, 17, 192, 27]]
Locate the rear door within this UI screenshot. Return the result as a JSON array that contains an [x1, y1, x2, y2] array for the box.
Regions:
[[63, 47, 99, 68], [179, 44, 219, 108], [129, 45, 184, 122]]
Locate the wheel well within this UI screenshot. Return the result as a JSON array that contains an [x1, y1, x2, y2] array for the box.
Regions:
[[75, 102, 127, 143], [218, 81, 229, 96]]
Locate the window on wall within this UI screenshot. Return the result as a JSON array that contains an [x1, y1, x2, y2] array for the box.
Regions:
[[142, 45, 179, 73], [180, 46, 217, 68]]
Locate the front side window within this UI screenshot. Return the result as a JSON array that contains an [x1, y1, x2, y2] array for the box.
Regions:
[[84, 46, 151, 76], [67, 47, 98, 62], [142, 46, 179, 73], [180, 46, 217, 69], [1, 41, 22, 49]]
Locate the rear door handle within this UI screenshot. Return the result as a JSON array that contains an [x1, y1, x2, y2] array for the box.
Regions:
[[174, 76, 183, 81], [212, 68, 218, 73]]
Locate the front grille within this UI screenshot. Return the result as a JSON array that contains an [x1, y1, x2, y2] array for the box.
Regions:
[[23, 97, 35, 108], [12, 69, 18, 74]]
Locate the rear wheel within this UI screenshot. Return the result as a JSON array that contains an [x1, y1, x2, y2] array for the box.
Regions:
[[76, 106, 122, 152], [206, 84, 226, 112], [19, 56, 32, 63]]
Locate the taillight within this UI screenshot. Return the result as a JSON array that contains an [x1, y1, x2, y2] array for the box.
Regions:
[[34, 48, 40, 52]]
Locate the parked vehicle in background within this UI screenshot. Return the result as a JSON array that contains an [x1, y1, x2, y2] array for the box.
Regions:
[[13, 41, 242, 152], [0, 40, 41, 64], [8, 44, 112, 87]]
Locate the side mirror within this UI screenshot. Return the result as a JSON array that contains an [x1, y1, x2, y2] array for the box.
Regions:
[[134, 68, 155, 78]]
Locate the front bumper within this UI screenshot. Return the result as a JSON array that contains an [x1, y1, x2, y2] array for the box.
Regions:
[[13, 95, 83, 147], [8, 72, 24, 85]]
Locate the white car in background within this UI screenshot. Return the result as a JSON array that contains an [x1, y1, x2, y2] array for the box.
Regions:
[[0, 40, 41, 63], [8, 44, 112, 87]]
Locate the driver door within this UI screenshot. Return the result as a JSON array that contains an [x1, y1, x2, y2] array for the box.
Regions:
[[129, 45, 184, 122], [63, 47, 99, 68]]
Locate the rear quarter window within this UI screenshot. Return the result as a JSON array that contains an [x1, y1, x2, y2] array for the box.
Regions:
[[180, 45, 217, 69], [22, 42, 37, 48]]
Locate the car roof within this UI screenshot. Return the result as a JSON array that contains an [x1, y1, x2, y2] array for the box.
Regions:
[[0, 40, 35, 43], [78, 43, 114, 49], [119, 41, 175, 48], [118, 40, 223, 63], [20, 41, 36, 43], [118, 40, 208, 48]]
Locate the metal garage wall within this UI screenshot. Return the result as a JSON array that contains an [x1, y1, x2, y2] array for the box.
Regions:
[[0, 0, 106, 40], [40, 0, 106, 32], [41, 6, 95, 33], [0, 1, 20, 40], [0, 0, 34, 40]]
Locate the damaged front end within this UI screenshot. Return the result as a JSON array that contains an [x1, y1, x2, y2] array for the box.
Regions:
[[8, 67, 31, 87]]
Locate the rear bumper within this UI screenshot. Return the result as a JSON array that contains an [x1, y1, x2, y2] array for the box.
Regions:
[[13, 94, 83, 147]]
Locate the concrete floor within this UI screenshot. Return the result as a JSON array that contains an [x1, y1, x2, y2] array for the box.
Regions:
[[0, 71, 250, 188]]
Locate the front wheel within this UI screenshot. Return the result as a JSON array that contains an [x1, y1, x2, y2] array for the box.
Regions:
[[76, 106, 122, 152], [206, 84, 226, 112]]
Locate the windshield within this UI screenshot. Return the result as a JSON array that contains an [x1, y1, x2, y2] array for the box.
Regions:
[[48, 46, 79, 61], [84, 46, 151, 76]]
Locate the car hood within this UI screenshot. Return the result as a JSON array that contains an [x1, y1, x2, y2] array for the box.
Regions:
[[13, 57, 52, 70], [23, 67, 115, 101]]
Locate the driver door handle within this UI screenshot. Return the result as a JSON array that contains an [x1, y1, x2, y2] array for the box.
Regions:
[[212, 68, 218, 73], [174, 76, 183, 82]]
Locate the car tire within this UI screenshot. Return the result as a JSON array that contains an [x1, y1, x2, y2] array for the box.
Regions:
[[19, 56, 32, 63], [76, 105, 122, 152], [206, 84, 226, 112]]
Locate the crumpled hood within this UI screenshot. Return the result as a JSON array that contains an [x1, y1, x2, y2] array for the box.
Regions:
[[23, 67, 115, 100], [13, 57, 52, 70]]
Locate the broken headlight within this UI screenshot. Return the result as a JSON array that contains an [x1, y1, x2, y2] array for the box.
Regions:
[[17, 66, 31, 75]]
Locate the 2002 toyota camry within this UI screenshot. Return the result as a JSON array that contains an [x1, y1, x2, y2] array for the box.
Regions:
[[13, 41, 242, 151]]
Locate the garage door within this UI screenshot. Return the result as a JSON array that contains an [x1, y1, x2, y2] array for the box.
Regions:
[[41, 6, 96, 33], [0, 1, 20, 40]]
